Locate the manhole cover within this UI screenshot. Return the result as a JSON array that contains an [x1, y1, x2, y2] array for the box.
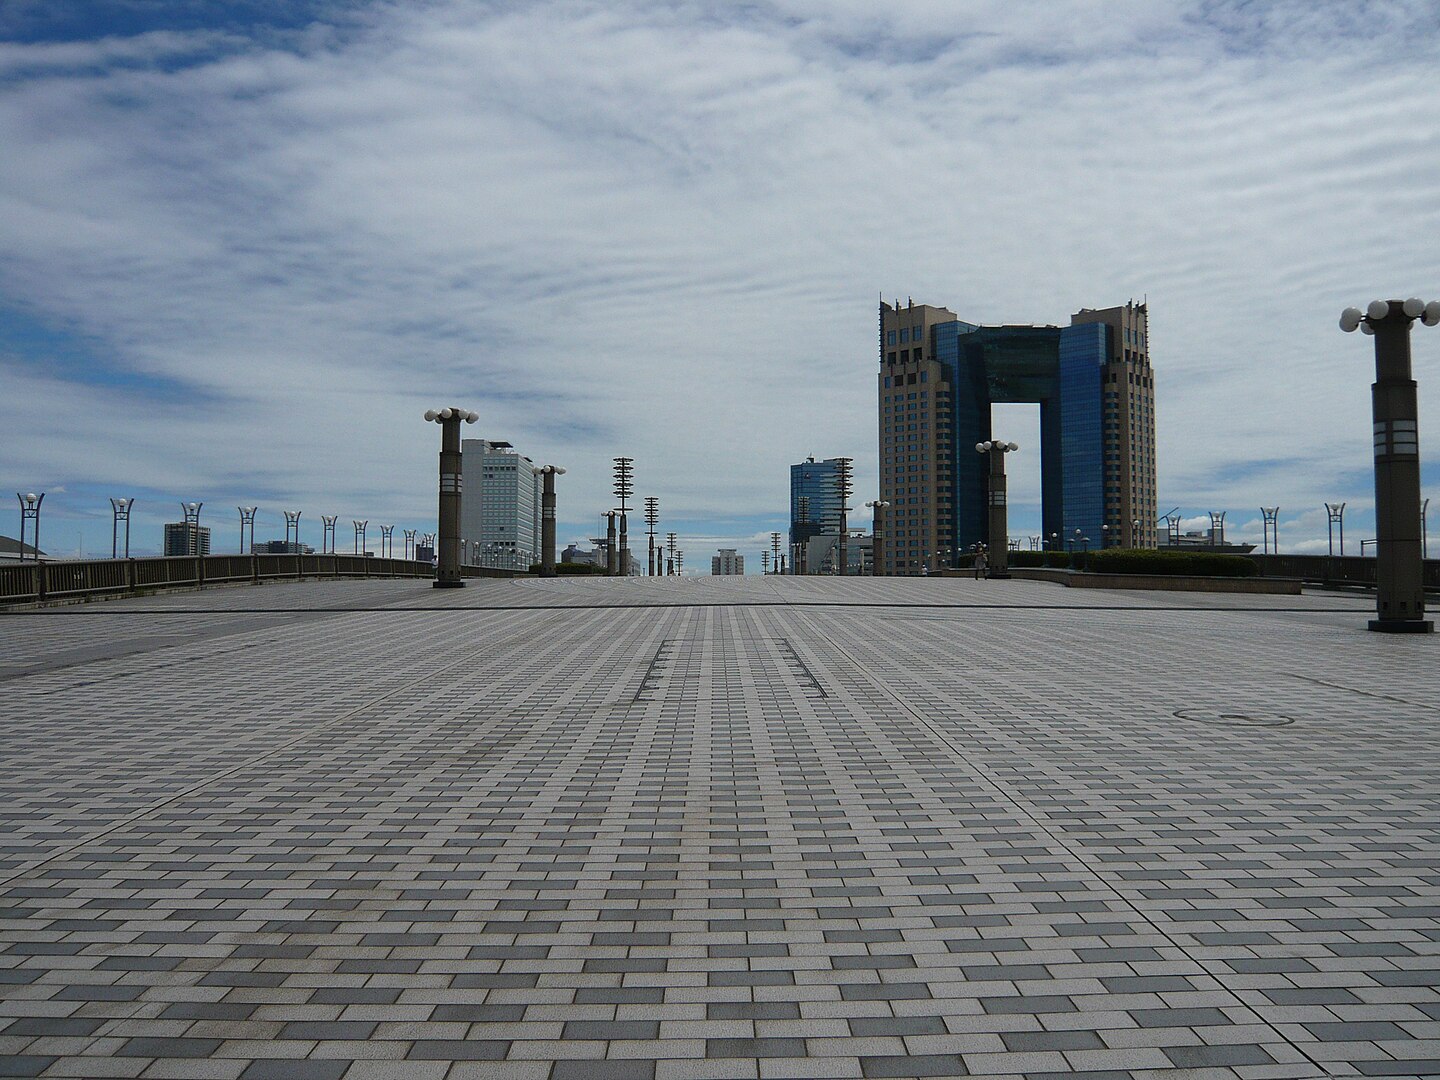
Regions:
[[1173, 708, 1295, 728]]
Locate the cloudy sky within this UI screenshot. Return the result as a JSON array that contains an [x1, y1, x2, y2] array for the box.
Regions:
[[3, 0, 1438, 566]]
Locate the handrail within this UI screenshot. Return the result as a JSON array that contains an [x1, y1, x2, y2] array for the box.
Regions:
[[0, 554, 436, 605]]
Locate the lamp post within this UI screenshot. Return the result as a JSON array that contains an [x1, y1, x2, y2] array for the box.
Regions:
[[666, 532, 677, 576], [1325, 502, 1346, 556], [404, 529, 417, 561], [424, 406, 478, 588], [1340, 296, 1438, 632], [644, 497, 659, 576], [16, 492, 44, 562], [1050, 531, 1058, 553], [613, 458, 633, 576], [380, 524, 395, 559], [605, 511, 619, 576], [181, 502, 204, 555], [770, 531, 781, 575], [238, 506, 257, 554], [1101, 523, 1111, 549], [540, 465, 565, 577], [975, 439, 1018, 578], [353, 519, 368, 555], [1261, 507, 1279, 555], [284, 510, 302, 553], [322, 515, 337, 554], [1208, 511, 1226, 547], [110, 497, 133, 559], [1132, 518, 1142, 548], [865, 500, 889, 576], [833, 458, 854, 577], [761, 551, 770, 574]]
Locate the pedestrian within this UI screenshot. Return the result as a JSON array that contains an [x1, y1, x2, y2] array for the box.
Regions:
[[974, 546, 988, 579]]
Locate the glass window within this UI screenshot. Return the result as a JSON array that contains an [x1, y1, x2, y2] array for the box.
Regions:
[[887, 330, 897, 345], [899, 328, 910, 343]]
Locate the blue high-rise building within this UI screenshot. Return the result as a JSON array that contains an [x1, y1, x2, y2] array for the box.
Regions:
[[789, 457, 844, 569], [878, 299, 1156, 575]]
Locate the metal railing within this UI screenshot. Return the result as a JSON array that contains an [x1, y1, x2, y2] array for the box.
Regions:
[[1, 554, 437, 605], [1249, 553, 1440, 589]]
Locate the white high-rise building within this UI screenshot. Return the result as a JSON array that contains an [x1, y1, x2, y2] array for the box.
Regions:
[[712, 549, 744, 576], [461, 440, 541, 569]]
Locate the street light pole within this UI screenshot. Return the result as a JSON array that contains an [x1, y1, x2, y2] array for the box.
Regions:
[[238, 506, 257, 554], [1325, 502, 1346, 557], [613, 458, 633, 576], [976, 440, 1018, 578], [424, 406, 478, 588], [605, 511, 619, 576], [110, 497, 133, 559], [666, 532, 677, 576], [17, 493, 44, 562], [1340, 296, 1438, 631], [540, 465, 565, 577], [1261, 507, 1279, 555], [834, 458, 853, 577], [644, 497, 659, 577]]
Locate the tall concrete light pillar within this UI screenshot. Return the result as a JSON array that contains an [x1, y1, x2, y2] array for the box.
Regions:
[[540, 465, 565, 577], [424, 407, 478, 588], [834, 458, 853, 576], [1340, 298, 1438, 632], [606, 512, 619, 576], [644, 497, 659, 576], [976, 440, 1018, 578]]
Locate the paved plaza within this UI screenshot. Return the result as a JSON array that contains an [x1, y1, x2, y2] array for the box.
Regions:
[[1, 576, 1437, 1080]]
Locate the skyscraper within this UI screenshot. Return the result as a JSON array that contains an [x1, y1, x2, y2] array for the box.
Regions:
[[877, 299, 1156, 575], [789, 457, 844, 559], [461, 439, 541, 569], [711, 549, 744, 575]]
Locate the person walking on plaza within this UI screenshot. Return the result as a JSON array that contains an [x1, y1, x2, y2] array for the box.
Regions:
[[974, 544, 988, 579]]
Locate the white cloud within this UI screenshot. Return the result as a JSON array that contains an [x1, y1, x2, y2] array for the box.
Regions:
[[1, 0, 1439, 557]]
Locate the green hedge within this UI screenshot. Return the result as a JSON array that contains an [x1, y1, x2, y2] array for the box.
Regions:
[[526, 561, 608, 575], [1085, 548, 1258, 577], [1009, 550, 1069, 568]]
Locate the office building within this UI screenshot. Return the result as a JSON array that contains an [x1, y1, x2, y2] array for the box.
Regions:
[[712, 549, 744, 576], [805, 531, 873, 576], [789, 457, 845, 568], [461, 439, 541, 570], [163, 522, 211, 557], [252, 540, 315, 555], [877, 298, 1157, 575]]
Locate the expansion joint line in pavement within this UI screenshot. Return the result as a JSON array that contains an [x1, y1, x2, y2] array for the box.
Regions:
[[0, 617, 562, 894], [786, 606, 1336, 1080]]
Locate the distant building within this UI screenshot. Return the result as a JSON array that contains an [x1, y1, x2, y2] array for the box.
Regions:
[[252, 540, 315, 555], [462, 439, 541, 569], [562, 543, 606, 568], [790, 456, 845, 571], [164, 522, 211, 557], [416, 543, 435, 564], [878, 298, 1157, 574], [805, 531, 872, 575], [712, 549, 744, 576], [0, 535, 47, 562]]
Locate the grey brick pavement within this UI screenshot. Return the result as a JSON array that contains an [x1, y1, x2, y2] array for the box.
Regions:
[[0, 576, 1434, 1079]]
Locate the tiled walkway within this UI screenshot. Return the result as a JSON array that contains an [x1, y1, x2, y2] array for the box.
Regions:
[[1, 577, 1436, 1079]]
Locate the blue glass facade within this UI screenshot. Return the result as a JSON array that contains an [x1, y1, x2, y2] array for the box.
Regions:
[[789, 458, 842, 548], [1058, 323, 1107, 547], [925, 320, 1108, 555]]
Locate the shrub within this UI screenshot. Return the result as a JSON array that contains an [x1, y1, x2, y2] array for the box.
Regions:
[[1085, 548, 1258, 577]]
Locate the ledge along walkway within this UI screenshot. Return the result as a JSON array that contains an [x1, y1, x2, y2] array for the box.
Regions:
[[0, 576, 1436, 1080]]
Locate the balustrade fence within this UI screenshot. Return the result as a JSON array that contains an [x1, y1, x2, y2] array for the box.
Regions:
[[1, 554, 437, 605], [1248, 554, 1440, 589]]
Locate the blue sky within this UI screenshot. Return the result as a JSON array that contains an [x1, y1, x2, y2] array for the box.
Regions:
[[2, 0, 1439, 565]]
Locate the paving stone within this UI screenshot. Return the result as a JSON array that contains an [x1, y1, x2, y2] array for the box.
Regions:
[[0, 577, 1430, 1079]]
